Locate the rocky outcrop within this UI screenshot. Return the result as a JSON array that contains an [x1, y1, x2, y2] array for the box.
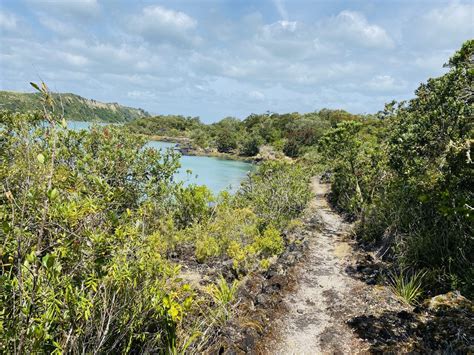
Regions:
[[254, 145, 291, 162]]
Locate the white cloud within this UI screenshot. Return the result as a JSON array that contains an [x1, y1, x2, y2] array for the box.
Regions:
[[130, 5, 198, 45], [367, 75, 406, 92], [262, 20, 298, 36], [325, 11, 395, 49], [412, 3, 474, 48], [0, 11, 18, 31], [249, 90, 265, 101], [38, 15, 76, 36], [63, 52, 90, 67], [127, 90, 157, 100], [0, 1, 469, 120], [253, 20, 319, 60], [414, 50, 453, 72]]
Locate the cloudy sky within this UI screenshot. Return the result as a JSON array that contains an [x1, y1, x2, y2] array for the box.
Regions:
[[0, 0, 472, 122]]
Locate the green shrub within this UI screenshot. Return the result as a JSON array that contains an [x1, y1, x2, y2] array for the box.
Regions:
[[253, 225, 284, 257], [0, 84, 190, 353], [173, 184, 214, 228], [206, 276, 239, 324], [240, 134, 262, 156], [319, 40, 474, 297], [237, 161, 312, 229], [195, 235, 220, 262]]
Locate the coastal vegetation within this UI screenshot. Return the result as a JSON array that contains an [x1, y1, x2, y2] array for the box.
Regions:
[[126, 109, 365, 158], [0, 40, 472, 353], [0, 83, 311, 352], [318, 40, 473, 299]]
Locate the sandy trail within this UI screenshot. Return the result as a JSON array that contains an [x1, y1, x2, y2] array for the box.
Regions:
[[265, 177, 368, 354]]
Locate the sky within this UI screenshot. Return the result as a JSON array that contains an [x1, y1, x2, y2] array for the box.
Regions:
[[0, 0, 473, 122]]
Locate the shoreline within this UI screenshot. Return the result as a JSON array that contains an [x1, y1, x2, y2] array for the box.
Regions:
[[141, 134, 257, 163]]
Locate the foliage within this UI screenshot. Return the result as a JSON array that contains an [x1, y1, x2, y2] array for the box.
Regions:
[[206, 276, 239, 307], [173, 185, 214, 228], [319, 40, 473, 297], [3, 40, 471, 353], [388, 269, 427, 305], [253, 225, 284, 257], [215, 128, 239, 153], [237, 161, 312, 229], [191, 206, 260, 266], [240, 134, 263, 156], [318, 120, 386, 216], [1, 82, 317, 352], [127, 114, 204, 138], [125, 109, 364, 158], [0, 84, 190, 353], [206, 276, 239, 325]]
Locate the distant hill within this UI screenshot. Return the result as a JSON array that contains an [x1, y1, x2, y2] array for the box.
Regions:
[[0, 91, 150, 123]]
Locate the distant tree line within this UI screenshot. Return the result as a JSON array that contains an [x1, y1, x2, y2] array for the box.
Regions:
[[126, 109, 369, 157]]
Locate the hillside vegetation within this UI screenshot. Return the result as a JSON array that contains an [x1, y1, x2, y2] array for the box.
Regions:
[[0, 40, 472, 353], [1, 83, 312, 353], [0, 91, 150, 123]]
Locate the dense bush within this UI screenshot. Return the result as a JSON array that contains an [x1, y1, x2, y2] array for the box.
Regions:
[[0, 85, 314, 352], [0, 104, 189, 352], [237, 161, 312, 229], [127, 114, 204, 137], [240, 134, 262, 156], [319, 40, 473, 297]]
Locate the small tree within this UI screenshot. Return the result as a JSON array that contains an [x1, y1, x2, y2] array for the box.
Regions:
[[215, 129, 238, 153]]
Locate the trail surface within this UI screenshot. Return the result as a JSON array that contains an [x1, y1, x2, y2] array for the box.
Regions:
[[264, 177, 369, 354], [259, 177, 471, 355]]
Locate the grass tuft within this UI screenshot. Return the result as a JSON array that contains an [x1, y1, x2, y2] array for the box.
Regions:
[[388, 268, 427, 305]]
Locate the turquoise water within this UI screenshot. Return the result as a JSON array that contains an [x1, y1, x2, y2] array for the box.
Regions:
[[146, 141, 252, 193], [68, 121, 252, 193], [67, 121, 109, 130]]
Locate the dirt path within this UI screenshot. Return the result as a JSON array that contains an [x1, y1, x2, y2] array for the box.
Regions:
[[263, 177, 370, 354], [254, 177, 472, 355]]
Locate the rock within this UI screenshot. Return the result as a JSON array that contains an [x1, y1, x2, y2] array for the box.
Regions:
[[288, 243, 298, 252], [256, 294, 270, 306], [285, 253, 297, 265], [418, 292, 474, 353], [264, 275, 287, 294], [240, 329, 258, 352], [320, 171, 332, 183], [221, 260, 239, 280], [265, 263, 285, 279], [366, 278, 377, 285], [424, 291, 473, 312]]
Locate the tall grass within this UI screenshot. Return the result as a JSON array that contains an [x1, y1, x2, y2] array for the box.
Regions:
[[206, 276, 239, 324]]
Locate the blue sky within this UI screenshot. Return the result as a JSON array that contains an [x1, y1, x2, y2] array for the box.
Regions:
[[0, 0, 472, 122]]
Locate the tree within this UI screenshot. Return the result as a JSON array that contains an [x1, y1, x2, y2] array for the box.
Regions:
[[240, 134, 262, 156]]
